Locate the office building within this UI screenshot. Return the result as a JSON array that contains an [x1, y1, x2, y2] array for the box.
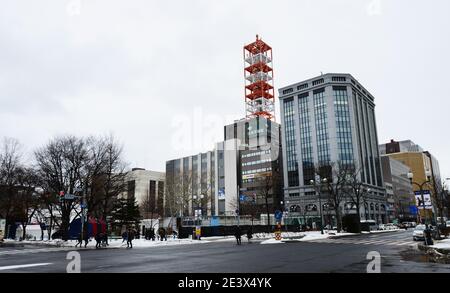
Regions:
[[279, 73, 387, 225]]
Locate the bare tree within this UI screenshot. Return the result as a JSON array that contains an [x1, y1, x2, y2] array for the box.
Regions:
[[316, 162, 352, 233], [34, 135, 88, 241], [344, 164, 370, 233], [256, 173, 282, 233], [0, 137, 24, 238]]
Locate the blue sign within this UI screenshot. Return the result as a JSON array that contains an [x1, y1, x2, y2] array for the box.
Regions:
[[210, 216, 220, 227], [409, 205, 418, 215], [275, 210, 283, 220]]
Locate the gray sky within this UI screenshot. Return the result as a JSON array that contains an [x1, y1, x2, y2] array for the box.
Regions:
[[1, 0, 449, 181]]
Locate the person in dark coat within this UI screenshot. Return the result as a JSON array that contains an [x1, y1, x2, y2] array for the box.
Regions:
[[95, 232, 103, 249], [424, 225, 434, 246], [159, 228, 167, 241], [127, 229, 135, 248], [122, 231, 128, 243], [246, 228, 253, 243], [234, 226, 242, 245], [149, 229, 155, 241]]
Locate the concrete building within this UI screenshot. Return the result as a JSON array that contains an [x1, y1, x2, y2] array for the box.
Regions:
[[381, 156, 415, 222], [124, 168, 165, 218], [279, 73, 387, 226], [164, 116, 283, 219], [224, 117, 283, 216], [379, 139, 442, 221]]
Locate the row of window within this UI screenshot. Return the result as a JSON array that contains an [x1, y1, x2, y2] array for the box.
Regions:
[[242, 157, 272, 167], [242, 167, 272, 175], [242, 149, 271, 159]]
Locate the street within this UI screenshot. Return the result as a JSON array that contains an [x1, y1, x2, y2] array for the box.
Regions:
[[0, 230, 449, 273]]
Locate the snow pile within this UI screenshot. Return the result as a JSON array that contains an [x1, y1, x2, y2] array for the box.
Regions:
[[431, 239, 450, 250]]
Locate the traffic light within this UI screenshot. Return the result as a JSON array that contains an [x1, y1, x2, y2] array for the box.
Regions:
[[59, 191, 65, 202]]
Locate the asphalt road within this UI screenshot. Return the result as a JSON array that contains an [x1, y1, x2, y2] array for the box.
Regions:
[[0, 230, 449, 273]]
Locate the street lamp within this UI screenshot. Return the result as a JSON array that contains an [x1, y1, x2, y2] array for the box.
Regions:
[[310, 177, 327, 235], [408, 170, 432, 225]]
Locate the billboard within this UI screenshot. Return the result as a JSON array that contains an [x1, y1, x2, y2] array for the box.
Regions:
[[415, 191, 432, 210]]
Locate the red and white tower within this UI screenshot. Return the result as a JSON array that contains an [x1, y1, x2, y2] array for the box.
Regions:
[[244, 35, 275, 121]]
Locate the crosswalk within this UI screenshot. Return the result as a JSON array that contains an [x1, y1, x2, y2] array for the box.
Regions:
[[303, 237, 417, 247], [0, 247, 74, 256]]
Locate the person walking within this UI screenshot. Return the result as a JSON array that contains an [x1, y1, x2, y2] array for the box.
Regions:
[[127, 229, 135, 248], [122, 230, 128, 244], [246, 228, 253, 243], [234, 226, 242, 245], [95, 232, 103, 249], [150, 228, 155, 241]]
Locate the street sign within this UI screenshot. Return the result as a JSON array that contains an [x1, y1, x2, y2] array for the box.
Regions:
[[64, 194, 76, 200], [275, 210, 283, 222]]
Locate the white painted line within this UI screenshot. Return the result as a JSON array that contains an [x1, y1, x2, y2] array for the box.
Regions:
[[0, 263, 53, 271]]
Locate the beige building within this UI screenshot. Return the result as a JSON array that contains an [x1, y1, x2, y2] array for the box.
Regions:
[[123, 168, 165, 219]]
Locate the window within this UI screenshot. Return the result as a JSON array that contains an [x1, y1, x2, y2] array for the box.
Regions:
[[298, 93, 314, 185], [312, 78, 324, 86], [283, 98, 299, 187], [333, 86, 354, 165], [297, 83, 309, 90], [332, 76, 346, 82], [313, 88, 330, 165], [282, 88, 294, 95]]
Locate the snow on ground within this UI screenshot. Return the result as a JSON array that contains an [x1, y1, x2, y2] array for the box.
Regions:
[[260, 231, 356, 244], [431, 239, 450, 250], [2, 237, 212, 248]]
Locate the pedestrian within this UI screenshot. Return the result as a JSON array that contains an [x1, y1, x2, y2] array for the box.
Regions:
[[102, 232, 108, 247], [172, 230, 178, 239], [159, 228, 167, 241], [127, 229, 135, 248], [95, 232, 103, 249], [234, 226, 242, 245], [424, 225, 434, 246], [122, 230, 128, 243], [75, 232, 83, 248], [246, 228, 253, 243], [150, 228, 155, 241]]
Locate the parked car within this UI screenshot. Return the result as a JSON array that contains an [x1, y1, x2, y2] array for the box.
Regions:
[[446, 221, 450, 227], [384, 223, 398, 230], [413, 225, 438, 241], [413, 224, 426, 241]]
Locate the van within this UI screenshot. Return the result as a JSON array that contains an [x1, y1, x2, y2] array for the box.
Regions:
[[360, 220, 378, 232]]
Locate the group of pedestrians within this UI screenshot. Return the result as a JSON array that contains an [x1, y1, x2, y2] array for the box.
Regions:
[[144, 227, 171, 241], [122, 228, 136, 248], [75, 229, 108, 249]]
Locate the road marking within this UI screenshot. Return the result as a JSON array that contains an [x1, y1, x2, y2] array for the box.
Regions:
[[0, 247, 72, 256], [0, 263, 53, 271]]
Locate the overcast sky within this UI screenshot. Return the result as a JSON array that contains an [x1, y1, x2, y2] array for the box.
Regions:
[[1, 0, 449, 180]]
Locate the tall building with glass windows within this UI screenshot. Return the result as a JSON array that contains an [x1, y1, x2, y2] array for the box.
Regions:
[[279, 73, 387, 226]]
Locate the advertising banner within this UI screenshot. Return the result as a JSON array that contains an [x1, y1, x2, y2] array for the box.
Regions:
[[415, 191, 432, 210]]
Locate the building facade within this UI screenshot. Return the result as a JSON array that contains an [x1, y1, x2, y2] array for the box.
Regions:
[[164, 116, 283, 219], [124, 168, 165, 219], [381, 156, 415, 222], [379, 139, 443, 221], [279, 73, 387, 226]]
